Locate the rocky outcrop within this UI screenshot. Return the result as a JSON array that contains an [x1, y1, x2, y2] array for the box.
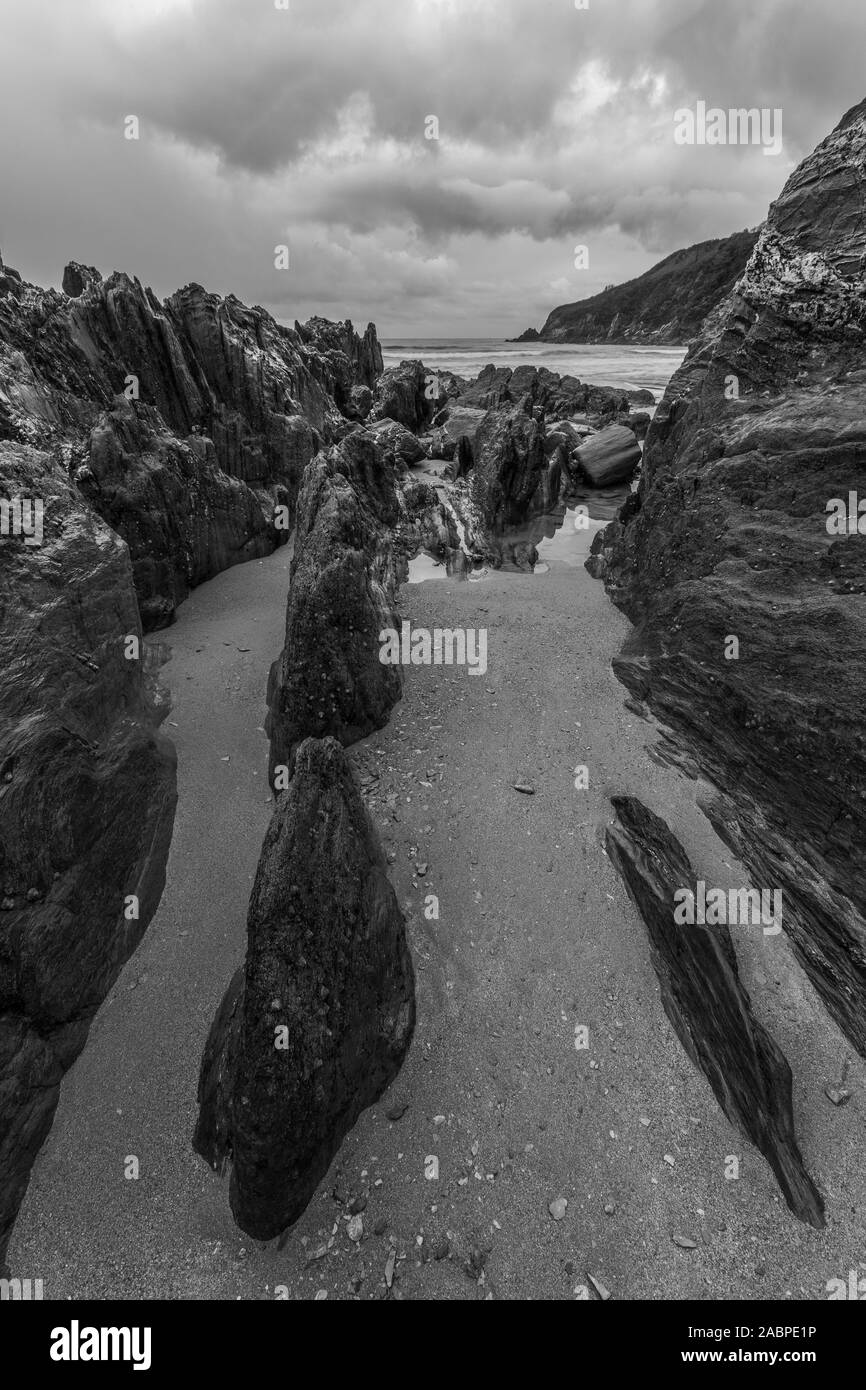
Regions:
[[520, 230, 759, 345], [606, 798, 824, 1228], [0, 442, 177, 1259], [193, 736, 415, 1240], [469, 398, 562, 529], [576, 423, 642, 487], [590, 100, 866, 1058], [0, 262, 384, 626], [75, 400, 301, 629], [372, 359, 446, 432], [455, 363, 633, 420], [266, 431, 403, 779]]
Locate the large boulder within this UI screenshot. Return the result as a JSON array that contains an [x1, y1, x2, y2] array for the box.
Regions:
[[576, 423, 642, 486], [266, 432, 403, 778], [0, 442, 177, 1260], [193, 736, 415, 1240], [372, 360, 445, 431], [590, 98, 866, 1058]]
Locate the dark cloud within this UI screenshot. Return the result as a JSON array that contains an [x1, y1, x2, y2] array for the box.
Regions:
[[0, 0, 862, 334]]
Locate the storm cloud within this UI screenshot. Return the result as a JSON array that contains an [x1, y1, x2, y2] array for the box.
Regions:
[[0, 0, 863, 333]]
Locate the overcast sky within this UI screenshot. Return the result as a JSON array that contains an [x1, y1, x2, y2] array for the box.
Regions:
[[0, 0, 863, 336]]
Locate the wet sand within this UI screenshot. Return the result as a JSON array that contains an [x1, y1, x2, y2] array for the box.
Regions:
[[8, 524, 865, 1300]]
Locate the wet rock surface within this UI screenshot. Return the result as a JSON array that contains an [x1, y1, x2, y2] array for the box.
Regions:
[[0, 263, 383, 626], [266, 431, 404, 777], [590, 99, 866, 1060], [605, 797, 824, 1229], [193, 736, 415, 1240], [0, 442, 177, 1259]]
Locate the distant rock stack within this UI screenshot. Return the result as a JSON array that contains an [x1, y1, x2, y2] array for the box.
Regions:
[[193, 737, 415, 1240]]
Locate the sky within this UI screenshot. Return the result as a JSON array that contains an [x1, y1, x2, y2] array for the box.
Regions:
[[0, 0, 863, 337]]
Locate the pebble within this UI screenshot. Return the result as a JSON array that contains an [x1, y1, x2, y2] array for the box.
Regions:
[[825, 1087, 851, 1107], [513, 782, 535, 795], [549, 1197, 568, 1222], [424, 1155, 440, 1180], [347, 1215, 363, 1243], [673, 1235, 697, 1250], [386, 1101, 409, 1121]]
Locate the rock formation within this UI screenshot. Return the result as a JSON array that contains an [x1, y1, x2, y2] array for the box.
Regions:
[[0, 263, 384, 627], [193, 736, 415, 1240], [266, 431, 404, 780], [469, 398, 562, 530], [576, 423, 642, 487], [606, 798, 824, 1228], [518, 229, 759, 345], [590, 99, 866, 1058], [0, 442, 177, 1259]]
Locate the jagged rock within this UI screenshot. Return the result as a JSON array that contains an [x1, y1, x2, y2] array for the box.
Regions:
[[590, 98, 866, 1058], [367, 417, 426, 464], [0, 265, 383, 621], [576, 424, 642, 487], [193, 736, 415, 1240], [526, 230, 759, 345], [605, 797, 824, 1228], [77, 400, 297, 628], [470, 399, 562, 529], [266, 432, 403, 778], [372, 360, 444, 431], [0, 442, 177, 1259], [62, 262, 102, 298]]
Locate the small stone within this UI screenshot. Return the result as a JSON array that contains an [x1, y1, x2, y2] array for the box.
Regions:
[[574, 1284, 590, 1300], [604, 1202, 616, 1216], [549, 1197, 568, 1222], [587, 1272, 611, 1301], [424, 1155, 440, 1180], [386, 1101, 409, 1121], [663, 1154, 676, 1166], [314, 1289, 328, 1300], [825, 1087, 851, 1107], [385, 1248, 396, 1289], [433, 1236, 450, 1262], [348, 1195, 367, 1215], [373, 1218, 388, 1237], [416, 863, 428, 876], [673, 1235, 697, 1250], [513, 782, 535, 795], [347, 1215, 363, 1243]]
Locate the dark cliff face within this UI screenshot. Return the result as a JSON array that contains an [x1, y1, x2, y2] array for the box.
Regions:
[[527, 230, 759, 345], [0, 265, 384, 627], [0, 442, 177, 1259], [589, 99, 866, 1058]]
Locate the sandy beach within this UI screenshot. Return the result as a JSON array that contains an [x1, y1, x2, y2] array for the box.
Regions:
[[8, 529, 865, 1300]]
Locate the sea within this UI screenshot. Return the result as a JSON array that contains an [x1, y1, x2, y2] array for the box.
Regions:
[[381, 339, 687, 402]]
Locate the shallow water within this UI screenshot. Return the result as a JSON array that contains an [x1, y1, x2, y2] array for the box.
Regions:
[[406, 485, 631, 585]]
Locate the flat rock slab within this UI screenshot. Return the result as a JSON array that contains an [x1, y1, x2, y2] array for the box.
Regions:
[[605, 795, 824, 1229]]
